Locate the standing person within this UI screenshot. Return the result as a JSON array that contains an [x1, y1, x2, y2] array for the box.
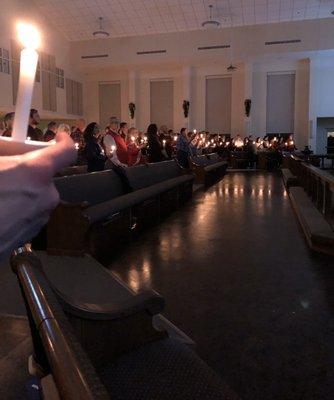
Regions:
[[147, 123, 165, 163], [43, 121, 58, 142], [84, 123, 108, 173], [118, 122, 128, 140], [103, 117, 128, 167], [70, 118, 86, 149], [176, 128, 192, 168], [0, 119, 4, 136], [28, 109, 43, 141], [127, 127, 144, 166], [2, 112, 15, 137]]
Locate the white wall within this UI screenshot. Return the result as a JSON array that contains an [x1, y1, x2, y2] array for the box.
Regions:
[[83, 63, 245, 134], [309, 55, 334, 152]]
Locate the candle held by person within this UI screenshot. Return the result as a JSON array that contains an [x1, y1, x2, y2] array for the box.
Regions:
[[12, 23, 41, 142]]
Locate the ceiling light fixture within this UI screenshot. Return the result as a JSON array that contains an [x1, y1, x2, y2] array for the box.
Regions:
[[202, 5, 221, 28], [93, 17, 110, 38]]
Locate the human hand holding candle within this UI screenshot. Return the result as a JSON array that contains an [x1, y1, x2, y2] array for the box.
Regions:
[[0, 131, 76, 258]]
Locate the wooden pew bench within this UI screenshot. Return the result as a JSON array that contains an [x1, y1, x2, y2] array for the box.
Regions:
[[281, 168, 299, 189], [46, 161, 194, 260], [229, 151, 249, 169], [11, 250, 240, 400], [123, 160, 194, 222], [189, 153, 228, 185], [289, 187, 334, 255]]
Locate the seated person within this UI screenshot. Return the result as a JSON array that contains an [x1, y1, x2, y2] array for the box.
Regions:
[[84, 123, 108, 173], [1, 112, 14, 137], [43, 121, 58, 142]]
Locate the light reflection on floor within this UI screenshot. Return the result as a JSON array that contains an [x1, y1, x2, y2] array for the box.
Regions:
[[109, 171, 334, 400]]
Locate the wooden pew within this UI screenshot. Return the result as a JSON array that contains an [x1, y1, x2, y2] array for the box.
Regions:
[[11, 249, 240, 400], [123, 160, 194, 224], [189, 153, 228, 186], [45, 161, 194, 261]]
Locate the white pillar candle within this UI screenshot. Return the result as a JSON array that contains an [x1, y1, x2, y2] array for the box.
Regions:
[[12, 23, 41, 142]]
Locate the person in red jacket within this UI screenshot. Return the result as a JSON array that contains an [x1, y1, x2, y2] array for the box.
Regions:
[[127, 127, 145, 166], [103, 117, 128, 167]]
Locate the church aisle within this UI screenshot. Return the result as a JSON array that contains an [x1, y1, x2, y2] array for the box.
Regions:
[[109, 172, 334, 400]]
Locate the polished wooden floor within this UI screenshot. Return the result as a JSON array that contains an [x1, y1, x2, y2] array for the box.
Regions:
[[109, 172, 334, 400], [0, 171, 333, 399]]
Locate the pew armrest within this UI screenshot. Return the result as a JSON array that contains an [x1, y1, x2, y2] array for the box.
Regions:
[[57, 289, 165, 320]]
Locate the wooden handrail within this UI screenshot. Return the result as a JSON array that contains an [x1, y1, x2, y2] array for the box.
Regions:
[[11, 248, 110, 400], [301, 162, 334, 187]]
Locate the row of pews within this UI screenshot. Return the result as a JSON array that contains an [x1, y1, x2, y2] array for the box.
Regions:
[[13, 156, 235, 399], [282, 155, 334, 256]]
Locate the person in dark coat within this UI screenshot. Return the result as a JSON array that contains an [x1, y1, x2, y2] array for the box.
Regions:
[[27, 109, 43, 141], [147, 123, 165, 163], [43, 121, 58, 141], [84, 122, 107, 173]]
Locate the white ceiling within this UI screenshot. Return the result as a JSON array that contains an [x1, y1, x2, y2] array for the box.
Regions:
[[32, 0, 334, 41]]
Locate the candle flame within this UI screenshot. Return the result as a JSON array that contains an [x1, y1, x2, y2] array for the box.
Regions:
[[17, 22, 41, 50]]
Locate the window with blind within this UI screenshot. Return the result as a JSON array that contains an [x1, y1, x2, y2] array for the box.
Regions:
[[266, 72, 295, 134], [205, 76, 232, 133], [41, 52, 57, 112], [66, 78, 83, 116], [0, 48, 10, 74], [56, 68, 64, 89], [99, 82, 121, 129], [150, 80, 174, 129]]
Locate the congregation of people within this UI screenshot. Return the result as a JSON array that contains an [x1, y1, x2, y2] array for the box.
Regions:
[[0, 108, 297, 173]]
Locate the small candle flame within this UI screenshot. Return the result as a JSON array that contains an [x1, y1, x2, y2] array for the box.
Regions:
[[74, 143, 79, 150]]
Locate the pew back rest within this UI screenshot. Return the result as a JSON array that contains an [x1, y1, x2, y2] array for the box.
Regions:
[[54, 170, 125, 206], [124, 160, 182, 190], [191, 154, 209, 166], [207, 153, 220, 161]]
